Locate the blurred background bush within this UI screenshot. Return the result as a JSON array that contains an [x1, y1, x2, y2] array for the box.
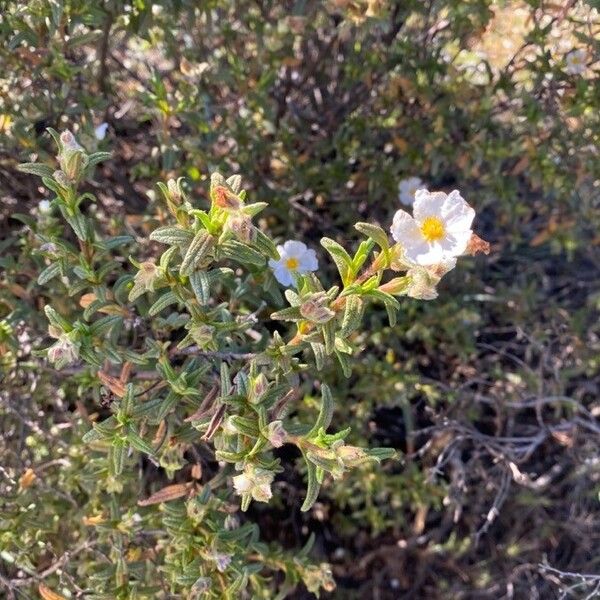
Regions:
[[1, 1, 599, 598]]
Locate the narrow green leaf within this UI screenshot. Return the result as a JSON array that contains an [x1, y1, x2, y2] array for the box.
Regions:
[[148, 291, 179, 316], [150, 226, 194, 246]]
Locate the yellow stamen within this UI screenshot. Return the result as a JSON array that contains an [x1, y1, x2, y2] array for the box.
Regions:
[[421, 216, 445, 242], [285, 257, 299, 270]]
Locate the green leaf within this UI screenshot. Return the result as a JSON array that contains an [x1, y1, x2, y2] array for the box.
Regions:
[[300, 456, 321, 512], [308, 384, 334, 437], [17, 162, 54, 178], [253, 230, 280, 260], [127, 425, 155, 456], [220, 240, 265, 266], [148, 291, 179, 316], [189, 271, 210, 305], [340, 295, 364, 337], [354, 222, 389, 250], [150, 226, 194, 246], [37, 262, 61, 286], [320, 237, 353, 285], [111, 441, 126, 475], [87, 151, 112, 168], [335, 349, 352, 378], [90, 315, 121, 337], [310, 342, 326, 370], [44, 305, 71, 332], [180, 230, 215, 275], [321, 319, 336, 355], [270, 306, 303, 321]]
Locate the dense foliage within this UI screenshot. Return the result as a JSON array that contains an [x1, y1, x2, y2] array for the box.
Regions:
[[1, 1, 599, 599]]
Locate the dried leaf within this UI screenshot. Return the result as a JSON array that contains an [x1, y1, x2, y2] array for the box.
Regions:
[[97, 370, 126, 398], [39, 584, 67, 600], [184, 385, 219, 422], [202, 403, 226, 441], [19, 468, 37, 490], [466, 233, 491, 256], [138, 482, 193, 506]]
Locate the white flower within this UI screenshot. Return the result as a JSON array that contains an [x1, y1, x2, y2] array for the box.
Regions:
[[94, 122, 109, 140], [398, 176, 426, 206], [268, 240, 318, 287], [38, 200, 51, 213], [565, 49, 587, 75], [233, 465, 274, 503], [391, 189, 475, 266]]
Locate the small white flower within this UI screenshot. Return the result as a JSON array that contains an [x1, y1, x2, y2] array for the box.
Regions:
[[268, 240, 318, 287], [565, 49, 587, 75], [398, 176, 426, 206], [38, 200, 51, 213], [233, 465, 274, 503], [391, 189, 475, 266], [94, 122, 109, 140]]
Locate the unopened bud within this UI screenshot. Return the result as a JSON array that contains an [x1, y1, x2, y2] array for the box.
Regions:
[[379, 277, 410, 295], [53, 170, 71, 188], [249, 373, 268, 403], [167, 178, 182, 204], [266, 420, 287, 448], [227, 214, 255, 242], [190, 324, 215, 349], [213, 185, 241, 210], [300, 292, 335, 324]]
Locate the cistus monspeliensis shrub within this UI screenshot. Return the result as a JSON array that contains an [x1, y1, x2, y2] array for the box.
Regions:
[[1, 2, 599, 599], [8, 129, 487, 598]]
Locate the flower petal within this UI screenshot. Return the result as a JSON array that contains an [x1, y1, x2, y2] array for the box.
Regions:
[[441, 190, 475, 234], [390, 209, 421, 244], [282, 240, 308, 256], [413, 190, 447, 223], [272, 264, 294, 287], [410, 242, 446, 266], [298, 248, 318, 272]]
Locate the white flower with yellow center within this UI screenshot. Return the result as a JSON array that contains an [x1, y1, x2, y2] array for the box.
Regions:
[[391, 189, 475, 266], [565, 49, 587, 75], [398, 176, 426, 206], [268, 240, 318, 287]]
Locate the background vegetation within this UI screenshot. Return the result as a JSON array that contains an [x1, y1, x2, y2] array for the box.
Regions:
[[1, 1, 599, 598]]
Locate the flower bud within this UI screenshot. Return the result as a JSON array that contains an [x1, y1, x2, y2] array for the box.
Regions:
[[266, 420, 287, 448], [335, 444, 368, 467], [226, 214, 255, 243], [299, 292, 335, 324], [212, 185, 241, 210], [405, 268, 438, 300], [211, 552, 231, 573], [248, 373, 268, 404], [303, 563, 336, 595], [190, 576, 211, 598], [166, 178, 182, 204], [47, 334, 79, 368], [60, 130, 83, 151], [190, 324, 216, 349], [378, 276, 410, 295]]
